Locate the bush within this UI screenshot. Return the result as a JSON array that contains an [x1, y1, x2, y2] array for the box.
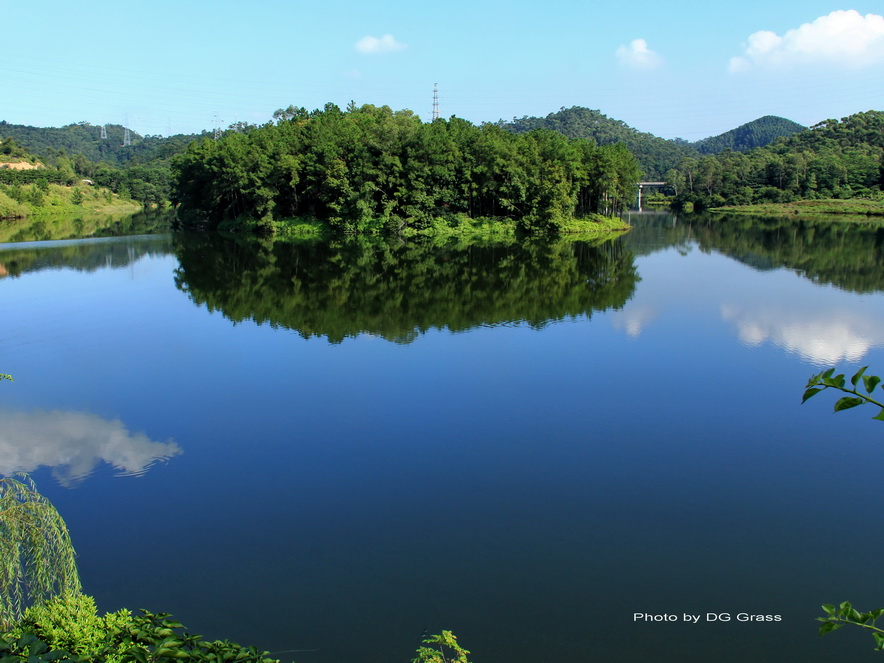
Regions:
[[15, 593, 131, 659], [11, 596, 277, 663]]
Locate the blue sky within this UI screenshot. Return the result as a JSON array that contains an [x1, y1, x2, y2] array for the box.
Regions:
[[4, 1, 884, 139]]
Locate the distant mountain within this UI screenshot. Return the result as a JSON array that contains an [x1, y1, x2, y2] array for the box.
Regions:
[[497, 107, 806, 180], [498, 106, 696, 180], [693, 116, 806, 154]]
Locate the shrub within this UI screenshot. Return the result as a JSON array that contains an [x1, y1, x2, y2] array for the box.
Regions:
[[16, 593, 131, 659], [11, 599, 277, 663]]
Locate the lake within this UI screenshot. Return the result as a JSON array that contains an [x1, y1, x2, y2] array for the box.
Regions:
[[2, 212, 884, 662]]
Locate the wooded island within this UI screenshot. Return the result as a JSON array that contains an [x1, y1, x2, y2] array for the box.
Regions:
[[170, 103, 641, 234]]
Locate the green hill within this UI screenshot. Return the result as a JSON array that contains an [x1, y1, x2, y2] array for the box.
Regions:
[[693, 116, 806, 154], [498, 106, 696, 180]]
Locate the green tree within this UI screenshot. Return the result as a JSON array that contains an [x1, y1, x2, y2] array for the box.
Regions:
[[0, 474, 82, 629]]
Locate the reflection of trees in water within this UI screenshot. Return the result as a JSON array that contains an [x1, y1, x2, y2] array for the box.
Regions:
[[621, 211, 696, 256], [624, 212, 884, 294], [0, 210, 173, 245], [173, 235, 640, 344], [0, 235, 173, 279]]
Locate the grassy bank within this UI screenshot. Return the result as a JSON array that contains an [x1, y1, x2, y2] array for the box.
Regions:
[[0, 182, 141, 220], [556, 213, 632, 237], [709, 198, 884, 219]]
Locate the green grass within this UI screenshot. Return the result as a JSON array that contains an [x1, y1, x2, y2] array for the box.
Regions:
[[557, 213, 631, 237]]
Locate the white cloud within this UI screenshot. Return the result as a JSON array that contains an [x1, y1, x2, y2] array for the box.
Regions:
[[355, 34, 407, 54], [615, 38, 663, 69], [0, 409, 182, 486], [729, 10, 884, 72]]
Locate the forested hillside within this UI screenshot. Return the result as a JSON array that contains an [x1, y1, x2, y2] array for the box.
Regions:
[[0, 121, 206, 208], [665, 110, 884, 209], [499, 107, 696, 180], [171, 103, 641, 233], [693, 116, 806, 154], [0, 121, 204, 167], [498, 107, 807, 181]]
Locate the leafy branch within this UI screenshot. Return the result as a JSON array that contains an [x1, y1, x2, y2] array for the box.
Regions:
[[818, 602, 884, 650], [802, 366, 884, 421], [412, 631, 471, 663], [808, 368, 884, 652]]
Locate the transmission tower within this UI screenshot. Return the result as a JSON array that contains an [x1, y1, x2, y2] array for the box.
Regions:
[[214, 114, 222, 140], [100, 124, 107, 140], [432, 83, 440, 121], [122, 114, 131, 146]]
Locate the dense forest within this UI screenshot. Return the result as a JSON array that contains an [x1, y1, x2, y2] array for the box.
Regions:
[[171, 103, 642, 233], [665, 110, 884, 210]]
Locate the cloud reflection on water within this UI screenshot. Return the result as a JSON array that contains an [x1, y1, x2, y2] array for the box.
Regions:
[[720, 305, 882, 366], [610, 242, 884, 365], [611, 307, 659, 338], [0, 408, 181, 487]]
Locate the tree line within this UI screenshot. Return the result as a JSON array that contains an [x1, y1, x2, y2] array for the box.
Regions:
[[171, 103, 642, 233]]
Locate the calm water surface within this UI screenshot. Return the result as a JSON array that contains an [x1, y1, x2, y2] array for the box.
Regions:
[[2, 213, 884, 662]]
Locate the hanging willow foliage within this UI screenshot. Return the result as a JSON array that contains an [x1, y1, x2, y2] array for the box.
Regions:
[[0, 473, 81, 629]]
